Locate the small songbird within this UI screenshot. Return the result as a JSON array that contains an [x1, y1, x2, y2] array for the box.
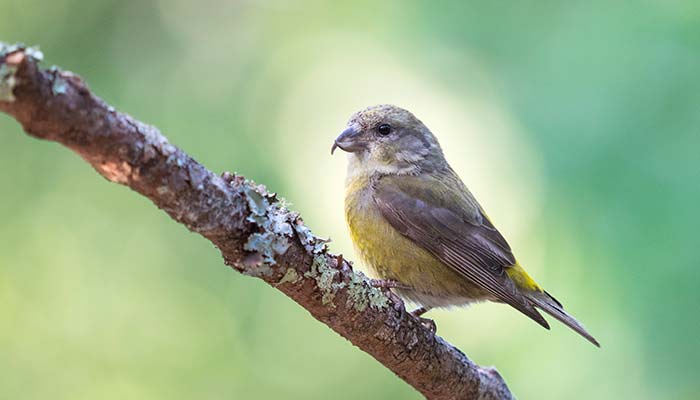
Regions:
[[332, 104, 599, 346]]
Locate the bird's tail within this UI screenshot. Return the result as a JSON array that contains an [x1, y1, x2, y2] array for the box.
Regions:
[[527, 290, 600, 347]]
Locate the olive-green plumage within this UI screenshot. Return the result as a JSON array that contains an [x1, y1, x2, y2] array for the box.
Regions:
[[333, 104, 599, 346]]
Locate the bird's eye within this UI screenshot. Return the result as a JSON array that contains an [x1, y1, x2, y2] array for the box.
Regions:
[[376, 124, 392, 136]]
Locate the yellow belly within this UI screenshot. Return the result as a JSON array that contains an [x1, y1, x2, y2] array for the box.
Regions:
[[344, 177, 492, 307]]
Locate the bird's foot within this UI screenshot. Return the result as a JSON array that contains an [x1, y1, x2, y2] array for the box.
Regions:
[[368, 279, 411, 290], [410, 307, 436, 333]]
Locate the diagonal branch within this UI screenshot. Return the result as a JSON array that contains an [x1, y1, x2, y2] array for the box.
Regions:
[[0, 43, 514, 400]]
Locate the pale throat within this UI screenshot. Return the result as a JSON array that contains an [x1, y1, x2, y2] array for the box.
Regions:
[[345, 151, 420, 184]]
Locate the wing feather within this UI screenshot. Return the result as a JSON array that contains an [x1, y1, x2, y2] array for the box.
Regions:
[[373, 173, 548, 328]]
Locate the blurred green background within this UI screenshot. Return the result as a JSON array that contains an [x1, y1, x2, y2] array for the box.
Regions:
[[1, 1, 698, 399]]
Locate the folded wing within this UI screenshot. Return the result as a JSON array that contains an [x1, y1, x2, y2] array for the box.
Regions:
[[373, 172, 549, 328]]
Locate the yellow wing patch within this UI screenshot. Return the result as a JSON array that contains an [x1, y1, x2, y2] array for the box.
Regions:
[[506, 261, 542, 292], [479, 212, 542, 293]]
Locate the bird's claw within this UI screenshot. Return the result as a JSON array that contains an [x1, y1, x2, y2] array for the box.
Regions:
[[417, 317, 437, 333], [386, 290, 405, 309], [410, 307, 436, 333]]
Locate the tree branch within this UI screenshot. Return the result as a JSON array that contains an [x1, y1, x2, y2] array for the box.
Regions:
[[0, 44, 514, 400]]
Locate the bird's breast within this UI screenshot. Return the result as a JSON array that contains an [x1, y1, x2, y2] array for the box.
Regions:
[[344, 175, 412, 276], [343, 174, 489, 306]]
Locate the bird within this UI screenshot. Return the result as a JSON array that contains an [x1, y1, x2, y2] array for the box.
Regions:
[[331, 104, 599, 346]]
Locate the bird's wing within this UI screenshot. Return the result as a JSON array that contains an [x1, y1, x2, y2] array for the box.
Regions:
[[373, 172, 548, 328]]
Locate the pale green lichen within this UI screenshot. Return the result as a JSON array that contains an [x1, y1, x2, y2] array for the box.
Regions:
[[238, 180, 385, 312], [0, 63, 17, 102], [275, 268, 301, 287], [0, 43, 43, 61], [244, 232, 273, 255], [269, 211, 293, 236], [244, 185, 269, 216], [293, 221, 328, 254], [366, 285, 389, 309], [47, 66, 68, 96], [305, 255, 346, 307], [241, 182, 293, 265], [243, 230, 290, 265], [25, 46, 44, 61], [346, 272, 388, 312], [303, 255, 388, 310], [52, 75, 68, 95], [346, 273, 369, 312], [0, 42, 38, 61], [242, 185, 290, 263], [1, 43, 45, 102], [276, 196, 293, 209], [0, 43, 13, 55]]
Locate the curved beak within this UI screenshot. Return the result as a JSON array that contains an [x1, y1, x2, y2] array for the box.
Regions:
[[331, 125, 364, 155]]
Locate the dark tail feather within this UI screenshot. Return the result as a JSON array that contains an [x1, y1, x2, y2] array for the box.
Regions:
[[528, 291, 600, 347]]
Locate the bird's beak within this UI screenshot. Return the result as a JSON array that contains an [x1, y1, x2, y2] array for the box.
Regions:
[[331, 125, 364, 155]]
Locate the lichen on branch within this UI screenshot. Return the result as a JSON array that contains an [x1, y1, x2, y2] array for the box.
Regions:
[[0, 43, 514, 400]]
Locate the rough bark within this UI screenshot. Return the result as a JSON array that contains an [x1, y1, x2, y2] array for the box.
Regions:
[[0, 44, 514, 400]]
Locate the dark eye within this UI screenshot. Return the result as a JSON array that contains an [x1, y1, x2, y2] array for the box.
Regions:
[[376, 124, 392, 136]]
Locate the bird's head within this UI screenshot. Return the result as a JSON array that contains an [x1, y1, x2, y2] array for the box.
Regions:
[[332, 104, 446, 175]]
